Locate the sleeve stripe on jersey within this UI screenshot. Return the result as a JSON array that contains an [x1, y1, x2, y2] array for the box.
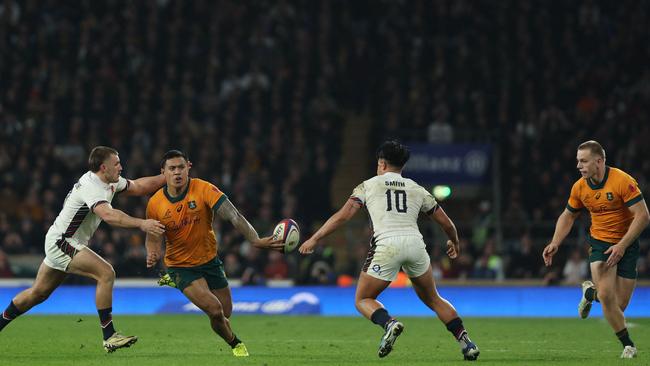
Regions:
[[91, 200, 109, 213], [425, 205, 439, 216], [566, 204, 583, 213], [211, 194, 228, 211], [350, 197, 363, 206], [116, 179, 131, 194], [624, 194, 644, 207]]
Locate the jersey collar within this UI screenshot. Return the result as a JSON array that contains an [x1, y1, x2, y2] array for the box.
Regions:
[[586, 166, 609, 190], [164, 178, 191, 203]]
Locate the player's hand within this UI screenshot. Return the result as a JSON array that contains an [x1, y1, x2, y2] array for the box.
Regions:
[[146, 250, 160, 268], [252, 235, 285, 252], [604, 244, 626, 267], [542, 243, 559, 266], [446, 240, 459, 259], [140, 219, 165, 235], [299, 238, 318, 255]]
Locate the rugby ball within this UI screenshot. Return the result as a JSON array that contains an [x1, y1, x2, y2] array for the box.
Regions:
[[273, 219, 300, 253]]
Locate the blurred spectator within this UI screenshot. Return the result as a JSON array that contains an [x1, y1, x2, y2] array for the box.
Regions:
[[472, 239, 504, 281], [0, 249, 14, 278], [563, 247, 589, 285], [264, 251, 289, 279], [508, 232, 542, 279]]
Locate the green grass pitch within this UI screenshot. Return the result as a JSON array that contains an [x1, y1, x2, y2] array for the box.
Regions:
[[0, 315, 648, 365]]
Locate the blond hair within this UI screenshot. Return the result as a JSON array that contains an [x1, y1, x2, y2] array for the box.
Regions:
[[578, 140, 606, 160]]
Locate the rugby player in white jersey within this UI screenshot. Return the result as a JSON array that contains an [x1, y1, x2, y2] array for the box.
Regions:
[[300, 140, 479, 361], [0, 146, 166, 352]]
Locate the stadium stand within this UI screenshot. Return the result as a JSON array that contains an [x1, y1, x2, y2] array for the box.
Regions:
[[0, 0, 648, 284]]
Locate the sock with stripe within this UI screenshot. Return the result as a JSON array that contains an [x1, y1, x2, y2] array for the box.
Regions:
[[446, 317, 473, 350], [370, 308, 393, 329], [98, 307, 116, 340], [0, 301, 24, 331], [616, 328, 634, 348]]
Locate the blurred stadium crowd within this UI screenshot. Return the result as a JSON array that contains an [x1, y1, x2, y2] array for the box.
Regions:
[[1, 0, 649, 284]]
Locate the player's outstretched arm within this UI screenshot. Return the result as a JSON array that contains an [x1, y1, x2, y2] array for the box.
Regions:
[[94, 202, 165, 235], [428, 205, 460, 259], [123, 174, 166, 196], [299, 198, 361, 255], [145, 232, 163, 268], [604, 199, 650, 267], [215, 199, 284, 251], [542, 208, 581, 266]]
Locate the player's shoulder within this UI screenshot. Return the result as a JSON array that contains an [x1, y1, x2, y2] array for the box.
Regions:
[[402, 176, 424, 188], [571, 177, 587, 190], [77, 171, 95, 186], [608, 166, 635, 182], [190, 178, 224, 197], [148, 187, 167, 203], [190, 177, 219, 190]]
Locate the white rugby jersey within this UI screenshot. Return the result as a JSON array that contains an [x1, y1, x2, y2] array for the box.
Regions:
[[351, 172, 438, 242], [47, 171, 129, 247]]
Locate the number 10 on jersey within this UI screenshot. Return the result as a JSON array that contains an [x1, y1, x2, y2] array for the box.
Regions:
[[386, 189, 407, 213]]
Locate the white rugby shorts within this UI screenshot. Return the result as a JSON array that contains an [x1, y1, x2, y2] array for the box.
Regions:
[[362, 235, 430, 281], [43, 231, 86, 272]]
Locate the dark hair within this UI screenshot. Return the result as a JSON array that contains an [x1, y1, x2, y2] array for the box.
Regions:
[[160, 149, 188, 168], [578, 140, 606, 160], [88, 146, 118, 172], [376, 140, 410, 168]]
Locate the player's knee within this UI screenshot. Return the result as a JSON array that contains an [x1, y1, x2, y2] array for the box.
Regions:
[[618, 298, 631, 312], [222, 306, 232, 319], [597, 288, 615, 305], [354, 298, 365, 311], [207, 302, 225, 319], [97, 265, 116, 284]]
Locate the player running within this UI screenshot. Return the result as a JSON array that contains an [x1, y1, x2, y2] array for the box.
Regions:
[[0, 146, 166, 352], [543, 140, 649, 359], [144, 150, 283, 357], [299, 140, 480, 361]]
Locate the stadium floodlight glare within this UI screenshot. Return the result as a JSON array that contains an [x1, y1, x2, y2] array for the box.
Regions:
[[432, 185, 452, 200]]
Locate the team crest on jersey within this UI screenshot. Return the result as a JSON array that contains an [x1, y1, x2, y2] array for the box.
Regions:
[[595, 192, 601, 200], [188, 201, 197, 209], [606, 192, 613, 201]]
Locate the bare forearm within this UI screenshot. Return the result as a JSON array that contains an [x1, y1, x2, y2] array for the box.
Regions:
[[230, 213, 260, 243], [311, 215, 345, 241], [130, 174, 165, 195], [145, 235, 162, 253], [440, 222, 459, 244], [215, 199, 260, 242], [103, 209, 143, 229], [550, 212, 576, 246]]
